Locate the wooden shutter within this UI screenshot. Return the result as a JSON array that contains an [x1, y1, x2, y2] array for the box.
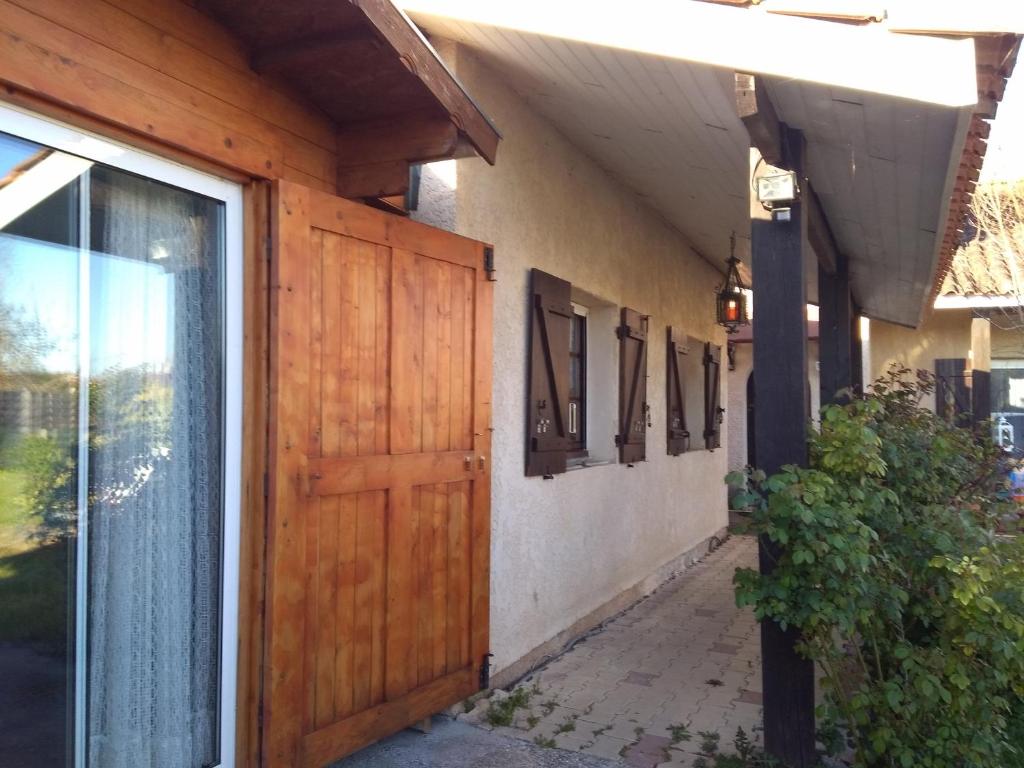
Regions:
[[666, 327, 690, 456], [265, 180, 493, 767], [704, 342, 724, 450], [935, 358, 971, 425], [526, 269, 573, 477], [618, 307, 649, 463]]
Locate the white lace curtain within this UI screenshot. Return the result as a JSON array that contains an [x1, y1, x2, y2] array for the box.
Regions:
[[86, 169, 222, 768]]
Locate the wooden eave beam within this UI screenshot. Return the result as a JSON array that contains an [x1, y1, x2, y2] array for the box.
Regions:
[[359, 0, 500, 165], [335, 114, 461, 198], [735, 72, 782, 166]]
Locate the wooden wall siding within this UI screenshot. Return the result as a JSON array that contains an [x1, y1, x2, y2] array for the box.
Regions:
[[0, 0, 338, 188], [266, 180, 492, 767]]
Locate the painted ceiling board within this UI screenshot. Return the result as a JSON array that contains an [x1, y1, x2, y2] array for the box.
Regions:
[[410, 13, 970, 326]]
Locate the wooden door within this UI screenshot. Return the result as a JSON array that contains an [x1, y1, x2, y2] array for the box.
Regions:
[[264, 180, 493, 768]]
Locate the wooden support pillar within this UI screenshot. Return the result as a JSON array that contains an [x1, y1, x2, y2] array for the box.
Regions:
[[971, 316, 992, 424], [818, 254, 853, 406], [751, 125, 817, 768]]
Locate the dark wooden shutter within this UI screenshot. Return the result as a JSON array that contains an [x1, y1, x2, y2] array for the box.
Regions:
[[526, 268, 573, 477], [618, 308, 649, 464], [666, 327, 690, 456], [935, 358, 971, 425], [704, 342, 724, 450]]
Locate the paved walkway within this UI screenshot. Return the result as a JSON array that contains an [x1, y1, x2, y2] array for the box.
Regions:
[[477, 535, 763, 767]]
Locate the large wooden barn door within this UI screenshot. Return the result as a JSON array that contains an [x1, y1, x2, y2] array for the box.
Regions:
[[264, 180, 493, 768]]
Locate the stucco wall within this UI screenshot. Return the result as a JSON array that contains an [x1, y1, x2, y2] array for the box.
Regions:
[[726, 342, 820, 476], [414, 42, 729, 676], [868, 310, 974, 411]]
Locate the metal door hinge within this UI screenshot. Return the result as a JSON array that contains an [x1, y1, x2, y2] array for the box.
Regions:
[[479, 652, 494, 690], [483, 246, 496, 281]]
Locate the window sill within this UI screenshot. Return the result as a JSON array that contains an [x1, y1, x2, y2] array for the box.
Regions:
[[566, 457, 616, 471]]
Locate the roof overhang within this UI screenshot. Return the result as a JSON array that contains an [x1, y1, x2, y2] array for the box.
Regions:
[[198, 0, 500, 178], [402, 0, 1018, 327]]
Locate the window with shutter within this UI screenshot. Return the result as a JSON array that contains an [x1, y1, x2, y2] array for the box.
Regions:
[[526, 268, 573, 477], [704, 342, 724, 450], [666, 327, 690, 456], [935, 358, 971, 426], [617, 307, 649, 464]]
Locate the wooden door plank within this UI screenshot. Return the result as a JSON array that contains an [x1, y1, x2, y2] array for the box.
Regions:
[[339, 238, 360, 458], [391, 249, 424, 454], [312, 496, 338, 729], [385, 483, 415, 701], [416, 484, 435, 686], [352, 491, 376, 712], [422, 260, 440, 453], [369, 490, 388, 706], [432, 482, 449, 678], [320, 232, 344, 459], [449, 267, 467, 452], [374, 246, 391, 456], [446, 481, 470, 672], [436, 265, 453, 452], [265, 180, 312, 768], [334, 494, 358, 719], [461, 269, 475, 450], [356, 241, 378, 457], [309, 451, 475, 495]]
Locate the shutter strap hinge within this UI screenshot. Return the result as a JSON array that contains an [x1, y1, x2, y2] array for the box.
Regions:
[[483, 246, 496, 281], [479, 652, 494, 690]]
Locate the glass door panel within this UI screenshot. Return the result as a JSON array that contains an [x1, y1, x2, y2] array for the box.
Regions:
[[0, 122, 229, 768]]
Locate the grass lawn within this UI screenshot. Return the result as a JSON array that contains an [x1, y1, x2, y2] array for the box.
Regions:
[[0, 468, 69, 650]]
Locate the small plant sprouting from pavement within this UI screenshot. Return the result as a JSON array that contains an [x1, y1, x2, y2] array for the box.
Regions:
[[533, 735, 556, 749], [668, 722, 692, 745], [526, 714, 540, 730], [554, 713, 578, 735], [540, 698, 558, 716], [592, 725, 611, 738], [698, 730, 720, 755], [485, 686, 534, 727], [705, 678, 724, 687]]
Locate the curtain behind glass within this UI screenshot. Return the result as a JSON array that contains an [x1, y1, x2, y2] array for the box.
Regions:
[[86, 168, 222, 768]]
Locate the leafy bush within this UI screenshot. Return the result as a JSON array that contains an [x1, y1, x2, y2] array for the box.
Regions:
[[733, 368, 1024, 767]]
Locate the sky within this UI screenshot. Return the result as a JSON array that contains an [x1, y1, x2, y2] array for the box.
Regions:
[[980, 68, 1024, 182]]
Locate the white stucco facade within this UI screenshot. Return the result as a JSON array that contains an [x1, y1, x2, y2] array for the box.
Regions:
[[414, 42, 730, 681]]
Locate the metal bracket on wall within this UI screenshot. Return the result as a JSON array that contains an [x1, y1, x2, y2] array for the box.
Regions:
[[483, 246, 496, 281]]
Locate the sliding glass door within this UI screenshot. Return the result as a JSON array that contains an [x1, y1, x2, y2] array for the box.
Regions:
[[0, 105, 241, 768]]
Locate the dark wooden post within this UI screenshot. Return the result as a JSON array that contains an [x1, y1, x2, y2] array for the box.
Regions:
[[751, 125, 817, 767], [818, 254, 853, 406]]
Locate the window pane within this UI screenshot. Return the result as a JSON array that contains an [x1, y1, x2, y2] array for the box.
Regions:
[[86, 166, 224, 768], [0, 131, 82, 767]]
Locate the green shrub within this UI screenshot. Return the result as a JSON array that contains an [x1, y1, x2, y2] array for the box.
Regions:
[[733, 367, 1024, 768]]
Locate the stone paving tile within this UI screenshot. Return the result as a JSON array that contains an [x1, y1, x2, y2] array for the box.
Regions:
[[469, 536, 763, 764]]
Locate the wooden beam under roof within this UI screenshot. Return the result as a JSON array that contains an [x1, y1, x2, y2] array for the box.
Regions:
[[199, 0, 500, 166]]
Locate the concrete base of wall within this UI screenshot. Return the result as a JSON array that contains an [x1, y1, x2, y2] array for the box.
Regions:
[[489, 526, 731, 690]]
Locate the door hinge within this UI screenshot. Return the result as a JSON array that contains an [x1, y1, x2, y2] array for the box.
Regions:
[[483, 246, 496, 281], [479, 652, 494, 690]]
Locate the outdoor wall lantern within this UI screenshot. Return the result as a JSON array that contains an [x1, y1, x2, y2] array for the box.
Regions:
[[715, 233, 748, 335], [756, 169, 799, 222]]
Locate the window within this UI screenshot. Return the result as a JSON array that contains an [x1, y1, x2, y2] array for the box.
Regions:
[[568, 305, 587, 455], [0, 104, 241, 768]]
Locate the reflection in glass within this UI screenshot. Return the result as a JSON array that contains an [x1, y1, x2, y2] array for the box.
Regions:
[[0, 130, 82, 767], [0, 129, 225, 768]]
